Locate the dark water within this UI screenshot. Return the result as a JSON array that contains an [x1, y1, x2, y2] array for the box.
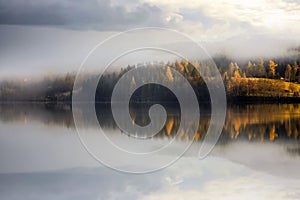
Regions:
[[0, 103, 300, 199], [1, 102, 300, 143]]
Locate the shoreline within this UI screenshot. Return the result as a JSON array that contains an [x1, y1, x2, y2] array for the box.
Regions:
[[1, 96, 300, 105]]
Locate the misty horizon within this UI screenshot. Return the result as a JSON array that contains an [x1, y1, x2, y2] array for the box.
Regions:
[[0, 28, 299, 81]]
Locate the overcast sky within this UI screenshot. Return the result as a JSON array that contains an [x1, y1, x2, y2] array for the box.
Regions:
[[0, 0, 300, 78]]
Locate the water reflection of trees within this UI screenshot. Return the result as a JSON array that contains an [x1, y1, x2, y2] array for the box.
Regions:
[[222, 104, 300, 143], [0, 103, 74, 128], [1, 103, 300, 142]]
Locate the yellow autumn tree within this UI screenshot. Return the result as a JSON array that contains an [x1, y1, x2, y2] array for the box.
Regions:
[[183, 59, 190, 74], [233, 69, 241, 79], [285, 64, 292, 81], [176, 60, 184, 74], [268, 60, 278, 79], [166, 66, 174, 81]]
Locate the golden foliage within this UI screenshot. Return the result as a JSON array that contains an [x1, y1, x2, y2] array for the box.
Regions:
[[166, 117, 174, 136], [166, 66, 174, 81]]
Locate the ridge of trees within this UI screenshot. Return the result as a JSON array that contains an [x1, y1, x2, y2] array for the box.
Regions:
[[1, 55, 300, 102]]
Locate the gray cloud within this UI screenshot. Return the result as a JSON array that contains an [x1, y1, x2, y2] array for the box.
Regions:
[[0, 0, 164, 30], [178, 8, 222, 26]]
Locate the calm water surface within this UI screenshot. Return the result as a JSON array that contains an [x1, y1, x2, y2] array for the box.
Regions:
[[0, 103, 300, 200]]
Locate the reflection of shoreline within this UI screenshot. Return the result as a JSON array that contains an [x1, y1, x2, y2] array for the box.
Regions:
[[222, 104, 300, 142], [0, 102, 74, 128], [227, 96, 300, 104], [0, 103, 300, 143]]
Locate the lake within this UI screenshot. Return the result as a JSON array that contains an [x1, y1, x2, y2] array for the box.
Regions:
[[0, 103, 300, 199]]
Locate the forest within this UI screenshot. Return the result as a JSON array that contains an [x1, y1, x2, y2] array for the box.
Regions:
[[1, 55, 300, 103]]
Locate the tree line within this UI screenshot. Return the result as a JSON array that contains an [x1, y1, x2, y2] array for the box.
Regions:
[[0, 56, 300, 102]]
